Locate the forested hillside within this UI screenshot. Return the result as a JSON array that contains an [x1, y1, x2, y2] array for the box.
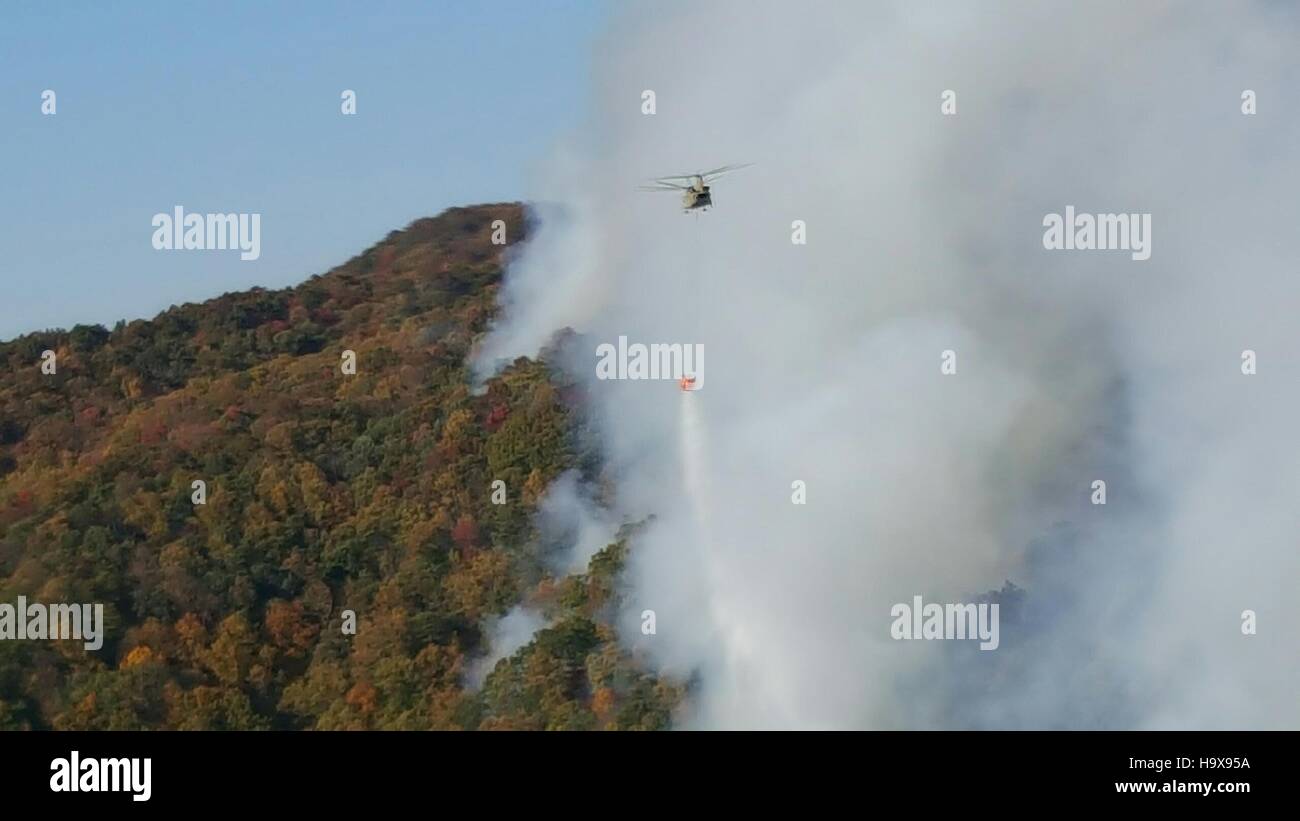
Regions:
[[0, 204, 679, 729]]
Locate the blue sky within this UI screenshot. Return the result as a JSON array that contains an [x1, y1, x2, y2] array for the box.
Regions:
[[0, 0, 608, 340]]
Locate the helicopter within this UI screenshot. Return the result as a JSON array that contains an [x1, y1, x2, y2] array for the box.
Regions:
[[639, 164, 752, 211]]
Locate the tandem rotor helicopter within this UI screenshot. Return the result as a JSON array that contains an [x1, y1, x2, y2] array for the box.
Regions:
[[639, 163, 752, 212]]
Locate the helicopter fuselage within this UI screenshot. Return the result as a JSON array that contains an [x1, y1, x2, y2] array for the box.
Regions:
[[683, 185, 712, 211]]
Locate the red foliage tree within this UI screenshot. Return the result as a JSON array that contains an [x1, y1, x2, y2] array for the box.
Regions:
[[484, 403, 509, 432], [451, 514, 479, 549]]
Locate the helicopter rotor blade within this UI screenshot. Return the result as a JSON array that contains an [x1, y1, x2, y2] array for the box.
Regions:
[[700, 163, 753, 182], [641, 179, 692, 190]]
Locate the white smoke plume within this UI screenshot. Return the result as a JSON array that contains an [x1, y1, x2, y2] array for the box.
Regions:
[[476, 0, 1300, 728]]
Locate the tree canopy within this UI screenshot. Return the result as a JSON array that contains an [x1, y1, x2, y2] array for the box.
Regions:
[[0, 204, 679, 730]]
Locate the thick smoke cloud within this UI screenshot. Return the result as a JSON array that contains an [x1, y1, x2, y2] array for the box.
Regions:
[[476, 0, 1300, 728]]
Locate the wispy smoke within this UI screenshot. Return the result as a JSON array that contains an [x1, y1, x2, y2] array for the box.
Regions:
[[466, 470, 620, 688], [477, 0, 1300, 728], [534, 469, 622, 576], [465, 605, 548, 690]]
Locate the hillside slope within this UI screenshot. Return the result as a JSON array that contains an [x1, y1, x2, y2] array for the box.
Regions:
[[0, 204, 678, 730]]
